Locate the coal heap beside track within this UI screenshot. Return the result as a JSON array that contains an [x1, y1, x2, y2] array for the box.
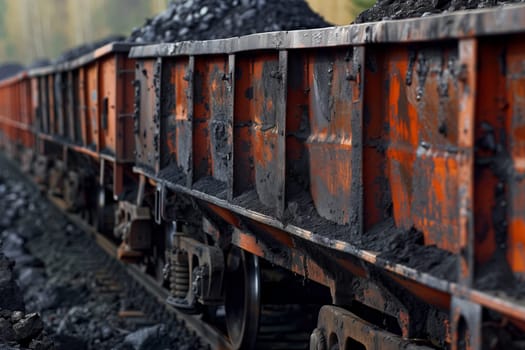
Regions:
[[128, 0, 330, 44], [0, 159, 205, 350], [354, 0, 525, 23]]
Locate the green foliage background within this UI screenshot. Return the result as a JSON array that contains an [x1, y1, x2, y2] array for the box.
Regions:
[[0, 0, 375, 65], [0, 0, 171, 64]]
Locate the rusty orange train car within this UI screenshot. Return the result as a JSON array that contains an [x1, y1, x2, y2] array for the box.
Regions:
[[1, 5, 525, 350]]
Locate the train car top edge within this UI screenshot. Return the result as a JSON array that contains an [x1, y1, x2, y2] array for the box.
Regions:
[[0, 71, 28, 87], [130, 3, 525, 58], [26, 42, 137, 77]]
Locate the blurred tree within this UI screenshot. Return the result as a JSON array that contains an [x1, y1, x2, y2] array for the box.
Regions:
[[0, 0, 7, 60], [351, 0, 376, 17], [0, 0, 170, 65], [0, 0, 5, 35]]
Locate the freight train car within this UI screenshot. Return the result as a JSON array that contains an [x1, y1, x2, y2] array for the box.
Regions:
[[25, 43, 137, 228], [1, 4, 525, 350], [126, 5, 525, 349], [0, 71, 35, 172]]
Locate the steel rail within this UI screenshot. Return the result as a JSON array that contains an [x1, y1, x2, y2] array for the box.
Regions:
[[45, 193, 234, 350]]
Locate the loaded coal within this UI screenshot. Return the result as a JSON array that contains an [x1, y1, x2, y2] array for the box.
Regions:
[[53, 35, 125, 63], [0, 63, 24, 80], [354, 0, 525, 23], [128, 0, 330, 44]]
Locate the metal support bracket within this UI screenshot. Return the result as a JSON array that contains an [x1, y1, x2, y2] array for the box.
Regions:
[[451, 297, 482, 350], [154, 181, 165, 225], [310, 306, 433, 350]]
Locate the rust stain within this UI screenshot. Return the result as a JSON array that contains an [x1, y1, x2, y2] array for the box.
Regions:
[[389, 273, 451, 311], [508, 219, 525, 273]]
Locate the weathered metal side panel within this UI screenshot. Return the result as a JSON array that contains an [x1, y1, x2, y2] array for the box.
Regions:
[[40, 76, 50, 135], [233, 52, 286, 216], [54, 72, 65, 138], [77, 67, 91, 147], [157, 57, 191, 184], [306, 47, 363, 228], [72, 71, 83, 144], [113, 54, 137, 197], [192, 55, 233, 194], [376, 43, 463, 253], [474, 35, 525, 276], [8, 81, 15, 149], [48, 75, 56, 136], [66, 71, 76, 142], [135, 59, 158, 172], [233, 55, 256, 196], [362, 48, 390, 233], [505, 38, 525, 275], [0, 84, 4, 146], [1, 83, 10, 148], [285, 51, 311, 222], [20, 78, 34, 147], [86, 63, 99, 151], [99, 55, 118, 155], [116, 54, 136, 162], [30, 77, 40, 134], [180, 57, 194, 187], [13, 80, 21, 148]]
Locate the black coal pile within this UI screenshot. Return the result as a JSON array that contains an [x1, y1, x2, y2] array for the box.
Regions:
[[28, 59, 51, 70], [0, 63, 24, 80], [128, 0, 330, 44], [54, 35, 125, 63], [0, 243, 53, 349], [359, 218, 459, 281], [0, 158, 204, 350], [354, 0, 525, 23]]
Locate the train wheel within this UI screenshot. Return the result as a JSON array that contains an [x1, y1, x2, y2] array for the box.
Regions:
[[96, 186, 106, 232], [96, 187, 115, 234], [224, 247, 261, 350]]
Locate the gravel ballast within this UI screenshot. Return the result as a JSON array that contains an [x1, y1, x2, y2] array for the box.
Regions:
[[0, 157, 205, 350]]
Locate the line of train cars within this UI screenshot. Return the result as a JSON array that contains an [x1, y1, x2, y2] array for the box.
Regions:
[[2, 5, 525, 350]]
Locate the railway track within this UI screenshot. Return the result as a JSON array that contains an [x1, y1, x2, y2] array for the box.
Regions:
[[1, 154, 312, 350], [47, 195, 317, 350], [47, 193, 234, 350], [0, 154, 228, 349]]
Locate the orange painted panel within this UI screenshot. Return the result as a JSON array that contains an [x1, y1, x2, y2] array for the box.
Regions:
[[193, 55, 232, 185], [306, 49, 359, 226], [233, 56, 256, 195], [502, 38, 525, 273], [99, 55, 118, 155], [135, 59, 158, 171], [77, 68, 91, 146], [86, 64, 99, 151], [116, 54, 136, 162], [382, 44, 462, 253], [157, 57, 191, 181], [232, 53, 284, 213], [48, 75, 56, 136]]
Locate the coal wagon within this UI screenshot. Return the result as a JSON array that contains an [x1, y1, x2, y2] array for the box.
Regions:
[[1, 4, 525, 349]]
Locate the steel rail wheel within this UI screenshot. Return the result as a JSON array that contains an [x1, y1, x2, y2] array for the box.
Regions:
[[224, 247, 261, 350], [96, 186, 106, 232]]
